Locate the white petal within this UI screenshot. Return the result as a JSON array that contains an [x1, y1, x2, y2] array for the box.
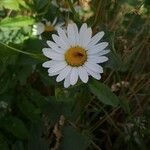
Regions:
[[56, 66, 72, 82], [88, 56, 108, 63], [46, 21, 51, 26], [67, 23, 77, 46], [57, 27, 70, 46], [79, 23, 87, 34], [98, 56, 108, 63], [54, 22, 64, 30], [48, 62, 67, 74], [51, 0, 58, 7], [52, 17, 57, 25], [52, 34, 68, 50], [73, 24, 80, 45], [32, 22, 45, 35], [88, 50, 110, 58], [85, 66, 101, 80], [32, 31, 38, 36], [87, 42, 108, 54], [78, 66, 89, 83], [79, 23, 88, 47], [42, 48, 64, 60], [70, 67, 78, 85], [87, 31, 104, 47], [42, 60, 55, 68], [82, 27, 92, 47], [64, 73, 71, 88], [74, 5, 81, 13], [48, 70, 61, 76], [39, 35, 42, 40], [85, 62, 103, 73], [60, 7, 70, 12], [42, 60, 62, 68], [47, 40, 64, 53], [98, 49, 110, 56], [42, 48, 52, 57]]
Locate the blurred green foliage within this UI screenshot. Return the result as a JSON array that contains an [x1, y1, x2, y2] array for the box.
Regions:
[[0, 0, 149, 150]]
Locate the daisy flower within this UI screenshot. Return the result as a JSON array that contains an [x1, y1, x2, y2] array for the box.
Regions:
[[51, 0, 80, 13], [32, 18, 64, 36], [42, 23, 110, 88]]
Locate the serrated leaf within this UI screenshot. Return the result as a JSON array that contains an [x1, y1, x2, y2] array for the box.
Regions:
[[60, 126, 90, 150], [89, 80, 119, 107], [0, 116, 30, 139], [0, 16, 35, 29]]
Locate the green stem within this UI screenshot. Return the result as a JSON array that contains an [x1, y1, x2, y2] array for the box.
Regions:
[[67, 0, 81, 23], [0, 42, 46, 61]]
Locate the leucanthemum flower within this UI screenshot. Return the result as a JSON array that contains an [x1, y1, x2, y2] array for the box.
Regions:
[[51, 0, 80, 13], [42, 23, 110, 88], [32, 18, 64, 36]]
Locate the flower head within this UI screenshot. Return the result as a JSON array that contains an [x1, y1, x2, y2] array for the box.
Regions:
[[51, 0, 80, 13], [32, 18, 64, 36], [42, 23, 109, 88]]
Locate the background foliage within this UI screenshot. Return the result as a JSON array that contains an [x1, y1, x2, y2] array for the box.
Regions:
[[0, 0, 149, 149]]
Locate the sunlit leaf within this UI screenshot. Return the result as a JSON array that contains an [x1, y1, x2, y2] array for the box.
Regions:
[[0, 0, 20, 10], [0, 0, 29, 10], [0, 16, 35, 30]]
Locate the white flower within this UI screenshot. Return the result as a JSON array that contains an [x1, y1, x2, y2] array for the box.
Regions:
[[51, 0, 80, 13], [32, 18, 64, 36], [42, 23, 110, 88]]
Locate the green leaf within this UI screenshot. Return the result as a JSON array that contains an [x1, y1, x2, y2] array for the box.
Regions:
[[0, 72, 11, 94], [0, 0, 20, 10], [34, 0, 49, 10], [27, 124, 49, 150], [119, 0, 142, 6], [0, 16, 35, 30], [119, 99, 130, 114], [17, 95, 41, 122], [0, 0, 30, 10], [89, 80, 119, 107], [125, 43, 142, 70], [106, 52, 126, 72], [60, 126, 90, 150], [16, 0, 30, 9], [12, 141, 25, 150], [45, 98, 75, 124], [0, 116, 30, 139], [15, 65, 33, 85], [0, 132, 9, 150]]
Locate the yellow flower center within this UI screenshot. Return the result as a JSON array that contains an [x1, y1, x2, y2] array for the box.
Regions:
[[45, 25, 54, 32], [65, 46, 87, 67]]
